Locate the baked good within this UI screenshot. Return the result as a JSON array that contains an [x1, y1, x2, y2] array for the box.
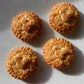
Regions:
[[43, 38, 75, 69], [49, 2, 80, 33], [6, 46, 38, 79], [11, 11, 42, 42]]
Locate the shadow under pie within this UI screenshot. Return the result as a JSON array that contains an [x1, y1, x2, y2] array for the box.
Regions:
[[23, 52, 52, 84]]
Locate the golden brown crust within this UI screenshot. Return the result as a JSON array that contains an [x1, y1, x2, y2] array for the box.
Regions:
[[11, 11, 42, 42], [43, 38, 75, 69], [49, 2, 80, 33], [6, 46, 38, 79]]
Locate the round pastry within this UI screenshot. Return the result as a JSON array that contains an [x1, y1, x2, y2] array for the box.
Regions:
[[43, 38, 75, 69], [11, 11, 42, 42], [49, 2, 80, 33], [6, 46, 38, 79]]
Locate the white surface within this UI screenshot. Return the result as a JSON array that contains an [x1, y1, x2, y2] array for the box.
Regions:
[[0, 0, 84, 84]]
